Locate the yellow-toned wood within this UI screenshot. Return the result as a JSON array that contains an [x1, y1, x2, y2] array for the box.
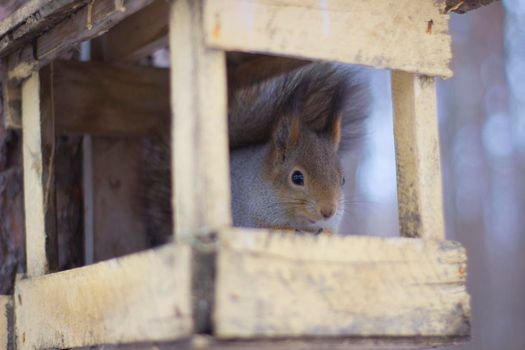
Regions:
[[391, 72, 445, 239], [15, 243, 192, 350], [0, 296, 12, 350], [170, 0, 231, 239], [21, 70, 57, 276], [215, 228, 470, 339], [203, 0, 452, 77]]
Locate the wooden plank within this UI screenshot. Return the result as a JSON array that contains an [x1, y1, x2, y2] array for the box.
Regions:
[[52, 60, 169, 137], [5, 60, 170, 133], [55, 135, 85, 270], [92, 138, 150, 261], [14, 243, 193, 350], [6, 0, 155, 81], [170, 0, 231, 238], [215, 228, 470, 339], [0, 0, 87, 56], [0, 296, 13, 350], [2, 73, 21, 129], [203, 0, 453, 77], [75, 335, 469, 350], [391, 72, 445, 239], [6, 56, 304, 133], [93, 0, 169, 62], [21, 68, 58, 277], [227, 55, 311, 97]]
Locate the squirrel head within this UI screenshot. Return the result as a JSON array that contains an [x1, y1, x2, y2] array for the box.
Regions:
[[265, 108, 345, 234]]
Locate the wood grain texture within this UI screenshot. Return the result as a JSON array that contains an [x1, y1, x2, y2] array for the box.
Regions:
[[391, 72, 445, 239], [0, 296, 12, 350], [0, 0, 87, 56], [170, 0, 231, 239], [215, 228, 470, 338], [204, 0, 453, 77], [6, 0, 155, 81], [14, 243, 192, 350], [21, 69, 58, 277]]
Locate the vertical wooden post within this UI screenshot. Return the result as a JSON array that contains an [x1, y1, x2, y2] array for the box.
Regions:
[[2, 76, 21, 129], [0, 296, 12, 350], [391, 72, 445, 240], [169, 0, 231, 240], [21, 67, 58, 276]]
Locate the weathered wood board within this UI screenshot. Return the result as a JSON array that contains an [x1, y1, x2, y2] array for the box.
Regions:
[[51, 60, 169, 137], [74, 335, 469, 350], [5, 56, 305, 132], [215, 228, 470, 339], [204, 0, 453, 77], [391, 72, 445, 239], [0, 0, 87, 56], [0, 296, 12, 350], [93, 0, 169, 62], [170, 0, 232, 238], [6, 0, 155, 81], [21, 70, 58, 277], [15, 243, 192, 350]]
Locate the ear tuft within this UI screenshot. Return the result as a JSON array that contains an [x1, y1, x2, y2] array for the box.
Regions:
[[330, 113, 342, 150], [273, 114, 301, 151]]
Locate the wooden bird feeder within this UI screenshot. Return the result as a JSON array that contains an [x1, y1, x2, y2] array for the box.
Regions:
[[0, 0, 495, 349]]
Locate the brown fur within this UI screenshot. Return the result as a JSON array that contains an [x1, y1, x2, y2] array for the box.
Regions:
[[262, 112, 344, 231]]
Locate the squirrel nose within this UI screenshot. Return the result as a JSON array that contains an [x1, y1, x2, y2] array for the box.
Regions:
[[319, 206, 336, 219]]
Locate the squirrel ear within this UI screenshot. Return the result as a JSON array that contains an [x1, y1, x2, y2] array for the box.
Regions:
[[273, 114, 301, 152], [330, 113, 342, 151]]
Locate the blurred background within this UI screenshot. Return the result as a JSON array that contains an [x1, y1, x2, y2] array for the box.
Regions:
[[342, 2, 525, 349]]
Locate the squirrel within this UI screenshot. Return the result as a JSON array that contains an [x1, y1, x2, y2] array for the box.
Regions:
[[143, 62, 369, 243]]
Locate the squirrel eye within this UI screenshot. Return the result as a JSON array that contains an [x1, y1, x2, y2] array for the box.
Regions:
[[342, 176, 346, 186], [291, 170, 304, 186]]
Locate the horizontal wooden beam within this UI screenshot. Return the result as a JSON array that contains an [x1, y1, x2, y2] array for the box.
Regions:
[[4, 60, 170, 135], [5, 56, 309, 133], [93, 0, 169, 62], [0, 0, 86, 55], [79, 334, 470, 350], [227, 55, 311, 95], [215, 228, 470, 340], [15, 243, 192, 350], [6, 0, 155, 81], [204, 0, 453, 77], [51, 60, 170, 137]]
